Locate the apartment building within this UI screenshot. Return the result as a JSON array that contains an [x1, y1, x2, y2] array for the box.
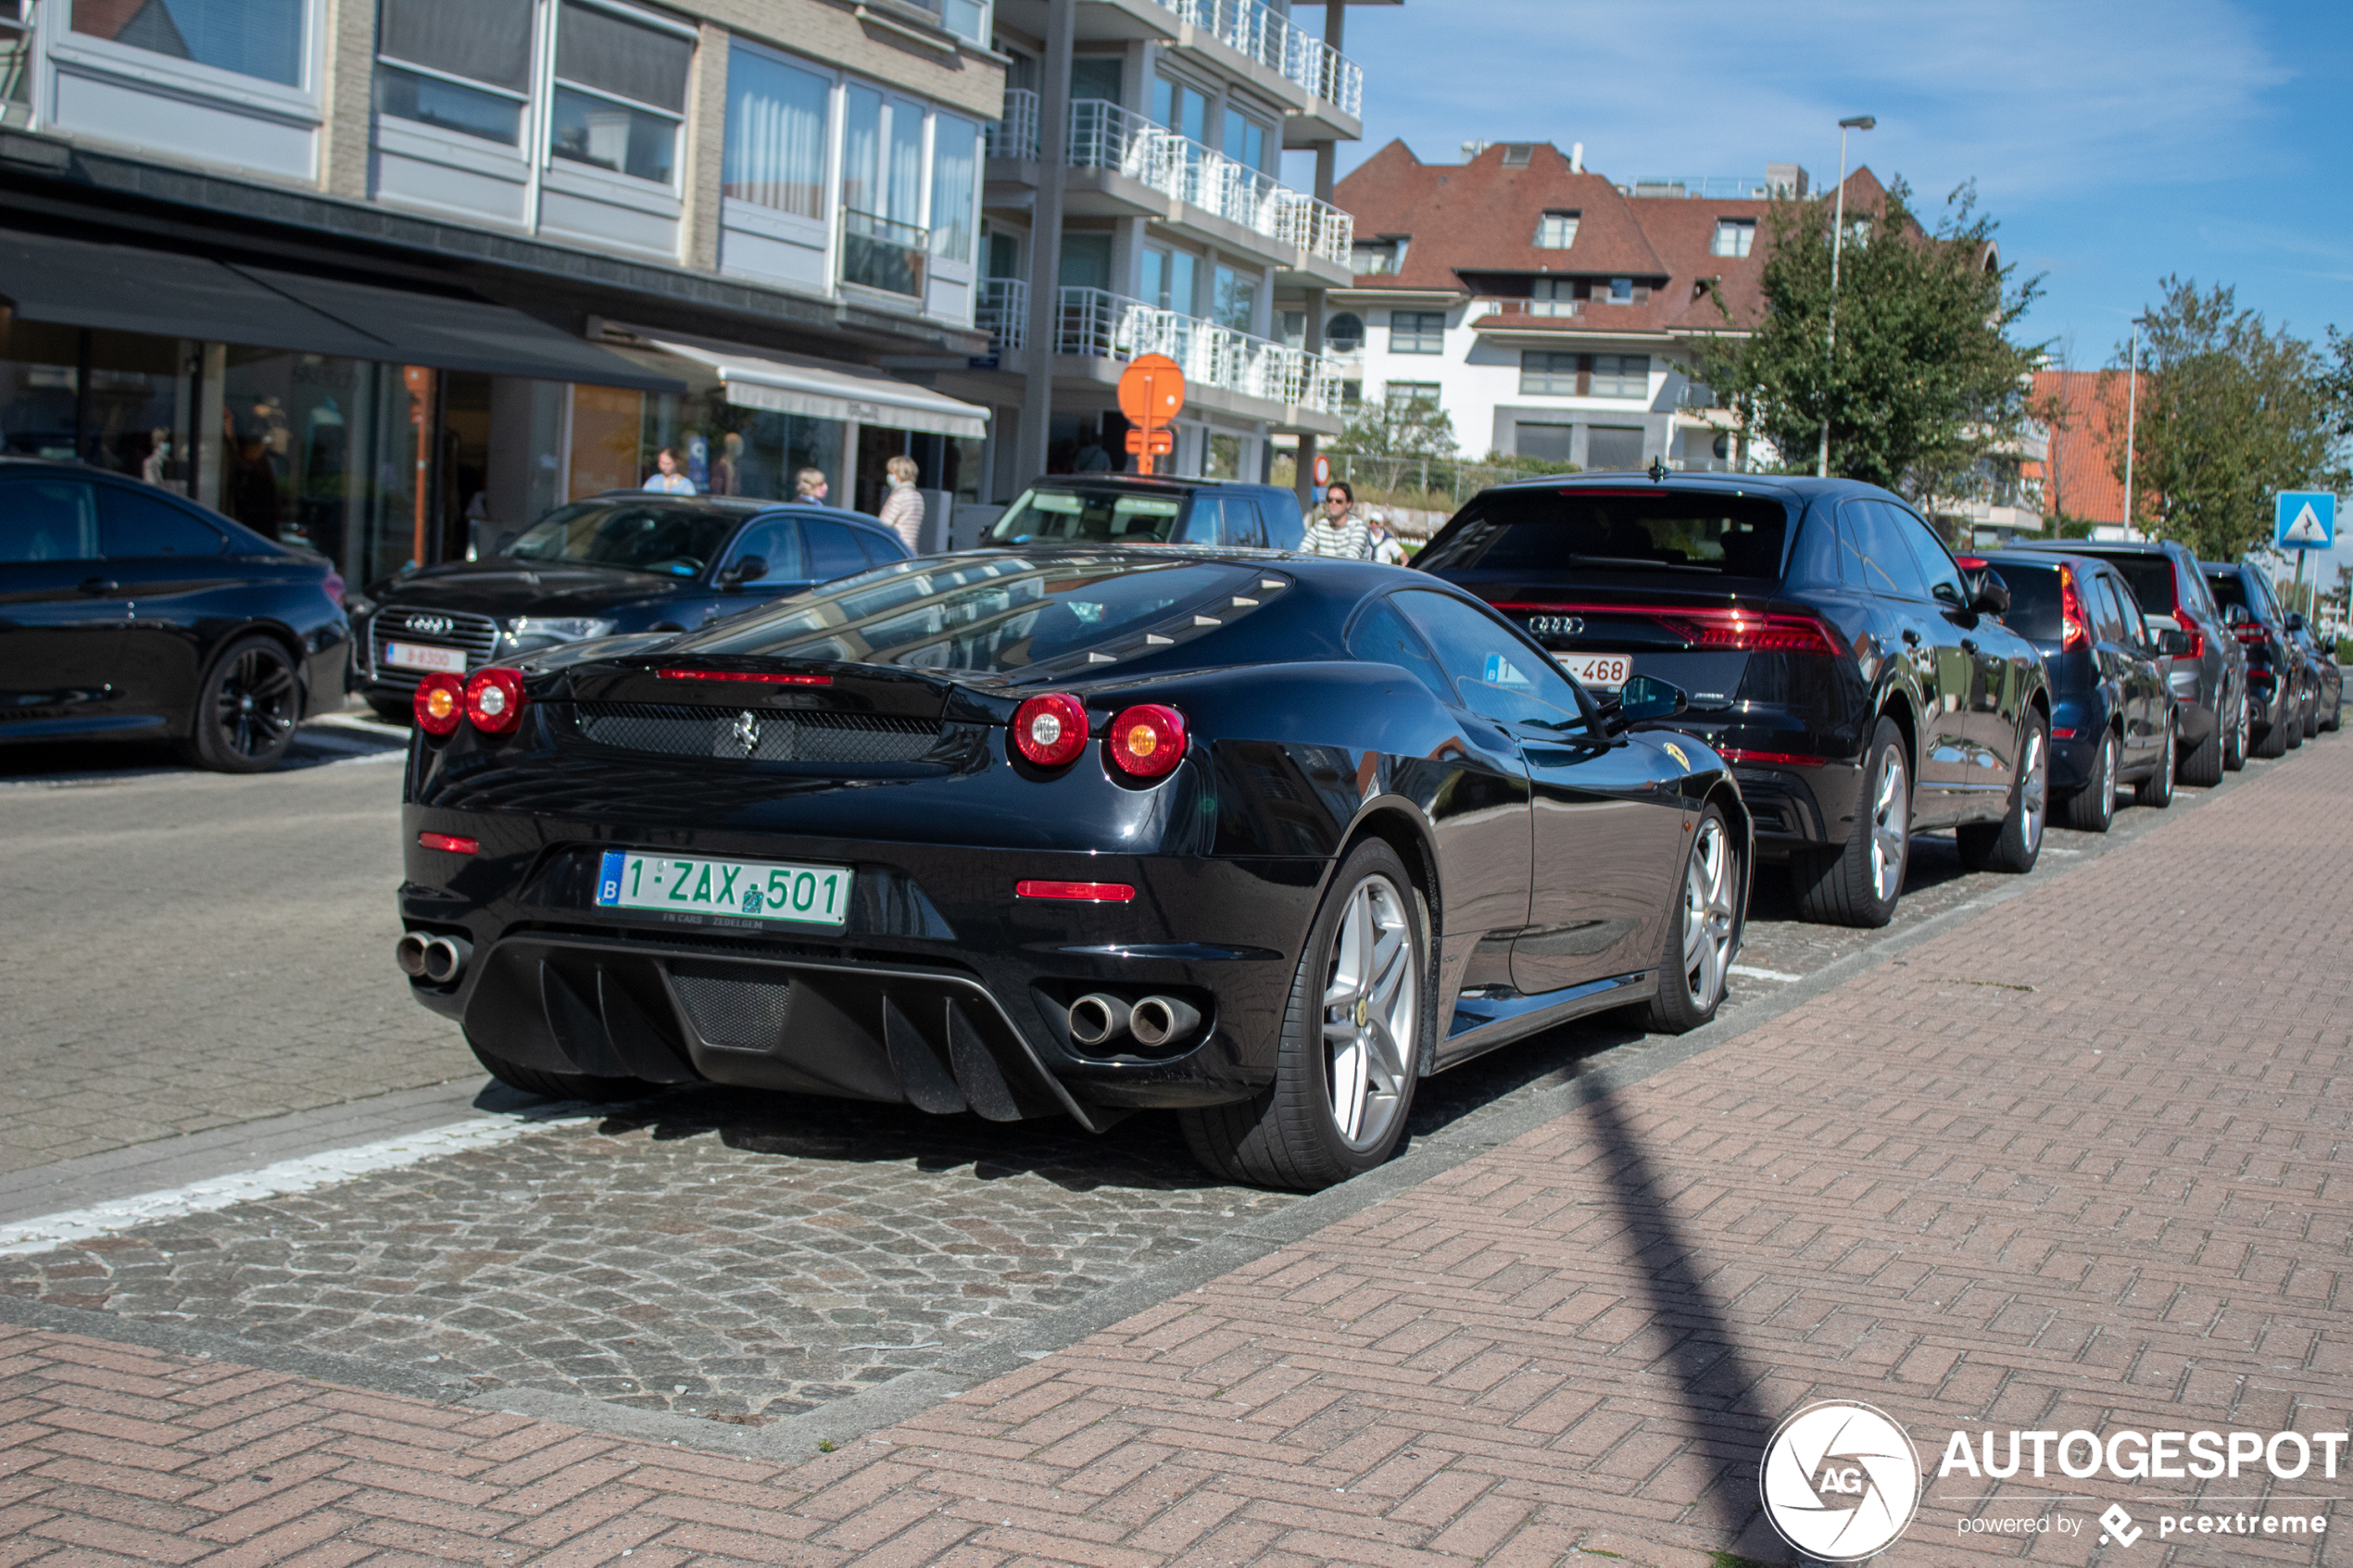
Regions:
[[0, 0, 1005, 590], [900, 0, 1379, 518]]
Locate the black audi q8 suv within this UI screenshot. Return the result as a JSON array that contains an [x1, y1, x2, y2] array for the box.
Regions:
[[2007, 537, 2245, 781], [1969, 550, 2191, 831], [1416, 473, 2051, 927], [351, 495, 907, 722], [2201, 559, 2307, 758]]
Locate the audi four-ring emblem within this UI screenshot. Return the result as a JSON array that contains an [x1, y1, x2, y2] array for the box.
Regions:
[[1526, 615, 1584, 637], [404, 614, 456, 637]]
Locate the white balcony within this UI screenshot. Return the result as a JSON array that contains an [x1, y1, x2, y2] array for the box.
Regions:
[[1064, 100, 1353, 267], [987, 87, 1039, 161], [978, 277, 1028, 352], [1472, 296, 1586, 320], [1056, 286, 1342, 416], [1162, 0, 1362, 119]]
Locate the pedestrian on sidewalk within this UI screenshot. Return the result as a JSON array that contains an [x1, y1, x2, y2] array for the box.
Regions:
[[796, 468, 829, 504], [644, 447, 695, 495], [879, 455, 925, 551], [1304, 481, 1370, 559], [1365, 506, 1408, 566]]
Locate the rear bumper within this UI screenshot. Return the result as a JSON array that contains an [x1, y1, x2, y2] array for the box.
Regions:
[[398, 806, 1324, 1128]]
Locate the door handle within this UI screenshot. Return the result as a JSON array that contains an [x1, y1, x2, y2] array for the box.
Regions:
[[79, 577, 119, 595]]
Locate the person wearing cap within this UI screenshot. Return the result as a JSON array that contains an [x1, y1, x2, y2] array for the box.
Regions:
[[1365, 506, 1408, 566]]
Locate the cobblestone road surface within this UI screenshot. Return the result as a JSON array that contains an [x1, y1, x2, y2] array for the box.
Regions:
[[0, 726, 2341, 1565]]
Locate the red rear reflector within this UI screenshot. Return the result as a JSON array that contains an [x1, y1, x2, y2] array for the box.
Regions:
[[2050, 728, 2076, 739], [1016, 880, 1136, 902], [1105, 703, 1188, 778], [418, 831, 478, 854], [657, 668, 832, 685], [413, 671, 464, 736], [1013, 693, 1088, 767], [1717, 748, 1827, 768], [464, 667, 527, 734]]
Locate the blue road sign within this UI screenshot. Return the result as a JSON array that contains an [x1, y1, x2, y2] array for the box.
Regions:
[[2275, 491, 2335, 549]]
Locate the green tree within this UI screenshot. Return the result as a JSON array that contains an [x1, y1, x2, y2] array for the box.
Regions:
[[2105, 279, 2342, 559], [1690, 178, 2045, 504], [1329, 393, 1458, 460]]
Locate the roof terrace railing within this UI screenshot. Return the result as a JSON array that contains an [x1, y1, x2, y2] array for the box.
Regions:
[[1160, 0, 1362, 119]]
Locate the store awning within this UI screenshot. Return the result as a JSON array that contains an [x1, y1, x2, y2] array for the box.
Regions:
[[649, 339, 989, 439], [0, 227, 681, 393]]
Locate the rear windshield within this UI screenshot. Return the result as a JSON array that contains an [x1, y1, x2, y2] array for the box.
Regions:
[[985, 486, 1188, 546], [684, 556, 1261, 673], [1992, 562, 2063, 641], [2088, 554, 2177, 613], [505, 500, 738, 577], [1417, 488, 1793, 582], [2206, 571, 2249, 614]]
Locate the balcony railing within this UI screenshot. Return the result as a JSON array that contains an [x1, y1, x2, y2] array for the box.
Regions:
[[1056, 287, 1343, 415], [1064, 100, 1353, 267], [841, 210, 928, 298], [987, 87, 1038, 160], [1625, 176, 1776, 199], [977, 277, 1028, 352], [1472, 296, 1585, 320], [1161, 0, 1362, 119]]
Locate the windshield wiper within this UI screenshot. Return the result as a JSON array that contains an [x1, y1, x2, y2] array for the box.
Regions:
[[1564, 554, 1721, 573]]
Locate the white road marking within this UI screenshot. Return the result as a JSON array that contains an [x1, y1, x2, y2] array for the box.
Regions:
[[1729, 964, 1804, 983], [0, 1114, 580, 1257]]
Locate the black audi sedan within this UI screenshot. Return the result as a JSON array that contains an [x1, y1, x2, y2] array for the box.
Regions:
[[1416, 473, 2052, 927], [1969, 550, 2188, 832], [2202, 560, 2306, 757], [0, 457, 348, 771], [351, 495, 908, 721], [396, 548, 1747, 1191], [2008, 537, 2245, 782]]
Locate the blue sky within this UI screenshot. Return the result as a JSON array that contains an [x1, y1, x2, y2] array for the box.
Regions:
[[1286, 0, 2353, 372]]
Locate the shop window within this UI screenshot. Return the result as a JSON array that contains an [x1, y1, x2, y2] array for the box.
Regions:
[[550, 0, 692, 186], [375, 0, 535, 145], [72, 0, 305, 88], [724, 47, 831, 217]]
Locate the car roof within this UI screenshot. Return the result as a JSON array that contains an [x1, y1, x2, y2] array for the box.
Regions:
[[0, 455, 287, 555], [2008, 537, 2177, 556], [1023, 475, 1281, 495], [1474, 470, 1895, 504]]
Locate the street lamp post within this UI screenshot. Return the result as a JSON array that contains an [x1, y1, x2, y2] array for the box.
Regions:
[[2121, 313, 2155, 540], [1818, 114, 1875, 479]]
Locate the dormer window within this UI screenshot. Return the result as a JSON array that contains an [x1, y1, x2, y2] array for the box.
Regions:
[[1534, 210, 1579, 249], [1711, 219, 1756, 257], [1501, 144, 1534, 167], [1348, 235, 1409, 275], [1608, 277, 1633, 303]]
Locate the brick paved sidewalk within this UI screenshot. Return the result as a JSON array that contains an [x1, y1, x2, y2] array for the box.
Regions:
[[5, 746, 2349, 1567]]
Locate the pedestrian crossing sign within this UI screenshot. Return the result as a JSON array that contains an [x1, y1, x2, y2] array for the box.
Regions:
[[2275, 491, 2335, 549]]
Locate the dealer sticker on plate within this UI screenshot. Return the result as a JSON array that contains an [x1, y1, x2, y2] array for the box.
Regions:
[[597, 850, 850, 926]]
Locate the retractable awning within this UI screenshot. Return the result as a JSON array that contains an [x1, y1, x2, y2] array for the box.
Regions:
[[649, 338, 989, 439], [0, 227, 682, 393]]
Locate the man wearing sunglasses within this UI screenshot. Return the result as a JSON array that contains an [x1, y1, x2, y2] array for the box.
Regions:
[[1303, 481, 1371, 560]]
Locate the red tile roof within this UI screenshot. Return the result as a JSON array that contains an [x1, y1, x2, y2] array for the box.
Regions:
[[1334, 141, 1888, 340], [2030, 370, 2128, 524]]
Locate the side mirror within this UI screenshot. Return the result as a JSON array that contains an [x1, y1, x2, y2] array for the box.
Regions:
[[2156, 628, 2195, 657], [1603, 673, 1690, 735], [2285, 610, 2306, 633], [2223, 602, 2252, 627], [1965, 567, 2011, 617], [1932, 580, 1965, 608], [718, 555, 767, 589]]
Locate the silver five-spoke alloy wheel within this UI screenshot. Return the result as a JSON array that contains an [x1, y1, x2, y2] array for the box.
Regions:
[[1680, 814, 1737, 1010], [1322, 873, 1416, 1149], [1869, 743, 1909, 904]]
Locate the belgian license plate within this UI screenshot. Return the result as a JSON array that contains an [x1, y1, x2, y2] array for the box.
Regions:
[[596, 851, 851, 926], [385, 641, 466, 673], [1563, 652, 1632, 690]]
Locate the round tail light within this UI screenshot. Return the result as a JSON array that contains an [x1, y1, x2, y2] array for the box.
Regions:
[[463, 667, 527, 735], [1013, 693, 1088, 767], [1106, 704, 1187, 778], [412, 671, 464, 735]]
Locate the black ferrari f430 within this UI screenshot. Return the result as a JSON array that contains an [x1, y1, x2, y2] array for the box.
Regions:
[[397, 547, 1750, 1189]]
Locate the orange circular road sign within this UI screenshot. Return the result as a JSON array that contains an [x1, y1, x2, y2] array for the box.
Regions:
[[1117, 354, 1186, 424]]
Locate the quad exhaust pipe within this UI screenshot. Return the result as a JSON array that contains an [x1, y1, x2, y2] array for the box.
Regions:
[[397, 931, 472, 985], [1067, 992, 1201, 1051]]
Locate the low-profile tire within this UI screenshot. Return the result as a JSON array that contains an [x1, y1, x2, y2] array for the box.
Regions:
[[181, 634, 300, 772], [2325, 689, 2343, 733], [2254, 705, 2289, 758], [2224, 691, 2250, 771], [1637, 803, 1739, 1035], [2060, 729, 2118, 833], [367, 696, 414, 725], [2133, 712, 2176, 808], [467, 1035, 652, 1102], [2179, 708, 2224, 787], [2305, 696, 2321, 739], [1178, 838, 1431, 1191], [1791, 716, 1909, 928], [1957, 714, 2048, 873], [2285, 706, 2305, 749]]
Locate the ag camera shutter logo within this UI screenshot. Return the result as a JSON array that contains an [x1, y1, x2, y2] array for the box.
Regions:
[[1759, 1400, 1923, 1561]]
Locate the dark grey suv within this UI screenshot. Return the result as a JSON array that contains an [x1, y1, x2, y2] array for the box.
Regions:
[[2012, 538, 2246, 782]]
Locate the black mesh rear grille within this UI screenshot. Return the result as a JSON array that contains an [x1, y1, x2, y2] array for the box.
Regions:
[[561, 702, 943, 764], [666, 960, 794, 1050]]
